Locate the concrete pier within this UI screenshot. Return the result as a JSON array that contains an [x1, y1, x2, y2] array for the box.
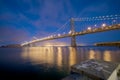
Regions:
[[62, 59, 120, 80]]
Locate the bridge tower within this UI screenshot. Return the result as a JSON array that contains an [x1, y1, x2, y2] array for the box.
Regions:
[[70, 18, 76, 47], [28, 44, 33, 47], [28, 44, 31, 47]]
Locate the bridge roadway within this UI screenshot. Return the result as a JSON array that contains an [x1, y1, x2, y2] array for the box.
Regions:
[[22, 24, 120, 46]]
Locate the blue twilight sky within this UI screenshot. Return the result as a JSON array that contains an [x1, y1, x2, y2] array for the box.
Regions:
[[0, 0, 120, 46]]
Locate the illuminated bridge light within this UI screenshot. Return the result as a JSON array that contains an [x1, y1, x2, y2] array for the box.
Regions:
[[87, 27, 92, 30], [102, 23, 106, 27], [21, 15, 120, 47], [51, 35, 53, 38], [58, 34, 61, 36], [47, 36, 50, 38], [69, 30, 72, 34], [94, 24, 97, 27]]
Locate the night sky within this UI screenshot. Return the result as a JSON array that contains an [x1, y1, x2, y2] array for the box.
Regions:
[[0, 0, 120, 46]]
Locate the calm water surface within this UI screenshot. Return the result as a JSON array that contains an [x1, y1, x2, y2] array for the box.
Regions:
[[0, 46, 120, 80]]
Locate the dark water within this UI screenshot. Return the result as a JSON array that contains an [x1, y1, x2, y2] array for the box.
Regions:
[[0, 46, 120, 80]]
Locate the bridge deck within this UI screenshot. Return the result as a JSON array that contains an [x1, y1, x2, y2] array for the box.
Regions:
[[22, 24, 120, 46]]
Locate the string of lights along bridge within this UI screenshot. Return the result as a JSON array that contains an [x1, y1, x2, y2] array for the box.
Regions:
[[21, 15, 120, 47]]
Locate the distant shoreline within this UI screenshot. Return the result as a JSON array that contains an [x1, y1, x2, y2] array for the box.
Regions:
[[0, 45, 119, 48], [0, 44, 21, 48], [95, 41, 120, 48]]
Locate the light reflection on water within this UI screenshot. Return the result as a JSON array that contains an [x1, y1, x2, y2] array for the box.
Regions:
[[104, 50, 112, 61], [22, 47, 78, 71], [89, 49, 96, 59], [21, 47, 120, 71], [0, 46, 120, 80]]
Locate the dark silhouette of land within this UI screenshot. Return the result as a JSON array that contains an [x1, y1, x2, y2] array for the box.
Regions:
[[0, 44, 21, 48], [95, 41, 120, 47]]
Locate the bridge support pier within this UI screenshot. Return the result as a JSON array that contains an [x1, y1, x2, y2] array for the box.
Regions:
[[70, 18, 77, 47], [71, 36, 76, 47], [28, 44, 32, 47], [32, 43, 36, 47]]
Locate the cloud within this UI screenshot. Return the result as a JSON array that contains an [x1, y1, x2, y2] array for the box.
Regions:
[[0, 0, 74, 31], [77, 3, 109, 17], [76, 0, 120, 17], [26, 0, 74, 28], [0, 26, 30, 44]]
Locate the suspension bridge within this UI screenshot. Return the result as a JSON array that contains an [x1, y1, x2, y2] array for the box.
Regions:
[[21, 15, 120, 47]]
